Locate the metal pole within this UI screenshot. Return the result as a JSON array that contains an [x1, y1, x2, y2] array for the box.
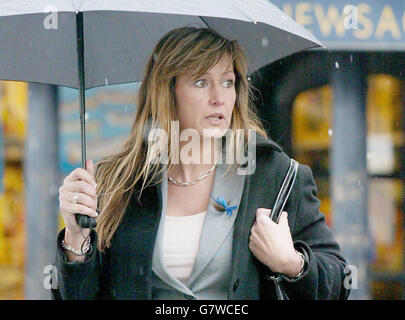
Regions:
[[25, 83, 59, 300], [331, 53, 371, 300]]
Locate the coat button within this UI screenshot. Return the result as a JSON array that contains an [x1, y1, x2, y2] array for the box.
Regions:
[[233, 278, 240, 292]]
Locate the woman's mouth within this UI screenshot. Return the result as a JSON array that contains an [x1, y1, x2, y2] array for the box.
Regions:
[[204, 113, 224, 125]]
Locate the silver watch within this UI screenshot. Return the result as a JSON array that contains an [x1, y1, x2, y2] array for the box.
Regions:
[[293, 250, 306, 278]]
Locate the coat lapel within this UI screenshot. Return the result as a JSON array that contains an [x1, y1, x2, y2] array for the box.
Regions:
[[227, 134, 289, 298], [110, 175, 163, 299], [187, 161, 246, 287]]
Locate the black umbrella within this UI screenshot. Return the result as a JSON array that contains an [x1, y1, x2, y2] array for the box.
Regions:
[[0, 0, 324, 227]]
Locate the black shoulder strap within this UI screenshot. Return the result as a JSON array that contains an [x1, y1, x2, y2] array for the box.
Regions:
[[269, 159, 299, 223]]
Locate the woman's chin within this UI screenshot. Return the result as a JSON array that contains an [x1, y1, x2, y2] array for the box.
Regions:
[[202, 127, 228, 139]]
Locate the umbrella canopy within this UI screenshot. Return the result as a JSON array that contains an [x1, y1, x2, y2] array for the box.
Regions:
[[0, 0, 323, 89], [0, 0, 324, 228]]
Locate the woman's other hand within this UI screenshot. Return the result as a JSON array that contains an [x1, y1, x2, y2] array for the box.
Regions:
[[249, 209, 302, 278]]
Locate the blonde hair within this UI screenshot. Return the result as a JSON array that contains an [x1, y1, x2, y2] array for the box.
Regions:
[[94, 26, 268, 251]]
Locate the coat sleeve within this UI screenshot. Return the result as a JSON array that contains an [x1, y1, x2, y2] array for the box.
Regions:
[[279, 164, 351, 300], [50, 228, 101, 300]]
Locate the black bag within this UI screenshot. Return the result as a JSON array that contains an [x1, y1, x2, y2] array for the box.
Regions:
[[267, 158, 299, 300]]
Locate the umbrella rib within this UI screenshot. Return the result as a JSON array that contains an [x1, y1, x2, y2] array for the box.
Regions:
[[198, 16, 212, 30]]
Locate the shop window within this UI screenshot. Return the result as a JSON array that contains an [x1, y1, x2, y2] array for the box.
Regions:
[[292, 84, 332, 226], [367, 75, 403, 278], [0, 81, 27, 299], [291, 74, 404, 300]]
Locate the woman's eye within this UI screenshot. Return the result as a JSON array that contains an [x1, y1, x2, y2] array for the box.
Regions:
[[194, 79, 234, 87], [194, 79, 206, 87], [224, 80, 234, 87]]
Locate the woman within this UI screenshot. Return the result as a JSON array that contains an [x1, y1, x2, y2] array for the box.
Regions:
[[53, 27, 350, 300]]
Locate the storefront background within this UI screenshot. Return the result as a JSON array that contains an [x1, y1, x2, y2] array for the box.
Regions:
[[0, 1, 404, 299]]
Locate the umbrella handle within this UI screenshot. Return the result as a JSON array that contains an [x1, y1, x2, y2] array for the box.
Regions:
[[74, 12, 97, 230], [76, 214, 97, 229]]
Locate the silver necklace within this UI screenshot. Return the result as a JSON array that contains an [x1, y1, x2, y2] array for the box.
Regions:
[[168, 161, 220, 186]]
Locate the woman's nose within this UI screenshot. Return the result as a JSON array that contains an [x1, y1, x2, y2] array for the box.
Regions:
[[209, 85, 225, 106]]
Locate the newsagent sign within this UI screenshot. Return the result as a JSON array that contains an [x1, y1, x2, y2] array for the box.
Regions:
[[271, 0, 405, 50]]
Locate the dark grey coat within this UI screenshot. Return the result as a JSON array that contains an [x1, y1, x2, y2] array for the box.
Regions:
[[51, 134, 350, 300]]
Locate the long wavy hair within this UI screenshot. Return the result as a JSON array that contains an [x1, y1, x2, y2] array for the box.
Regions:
[[94, 26, 268, 251]]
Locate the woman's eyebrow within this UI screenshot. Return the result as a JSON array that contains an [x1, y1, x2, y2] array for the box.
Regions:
[[203, 70, 235, 75]]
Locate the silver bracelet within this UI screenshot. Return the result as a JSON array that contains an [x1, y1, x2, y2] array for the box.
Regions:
[[61, 239, 90, 256]]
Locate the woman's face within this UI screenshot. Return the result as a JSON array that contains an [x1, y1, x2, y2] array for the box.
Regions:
[[174, 54, 236, 139]]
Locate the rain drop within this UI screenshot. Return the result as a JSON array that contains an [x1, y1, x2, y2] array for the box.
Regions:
[[75, 10, 79, 14], [252, 19, 257, 25], [261, 37, 269, 47], [105, 77, 109, 85], [328, 128, 333, 136], [85, 112, 89, 121], [350, 55, 353, 63], [335, 62, 339, 69]]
